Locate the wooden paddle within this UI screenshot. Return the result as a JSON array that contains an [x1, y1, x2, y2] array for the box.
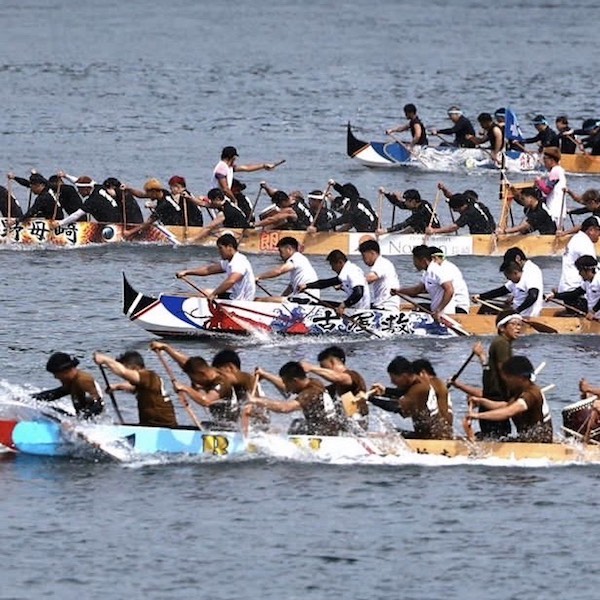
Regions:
[[474, 297, 558, 334], [545, 296, 589, 318], [423, 187, 442, 243], [302, 290, 383, 338], [310, 181, 333, 230], [98, 364, 125, 424], [154, 349, 204, 430], [447, 351, 476, 388], [179, 274, 266, 337], [395, 292, 471, 336]]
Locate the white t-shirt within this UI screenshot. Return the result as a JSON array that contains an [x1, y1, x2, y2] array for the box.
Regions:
[[286, 251, 319, 297], [212, 160, 233, 191], [422, 261, 456, 314], [544, 165, 567, 224], [220, 251, 256, 301], [506, 259, 544, 316], [368, 255, 400, 311], [583, 272, 600, 317], [441, 259, 470, 312], [558, 230, 597, 292], [338, 261, 370, 309]]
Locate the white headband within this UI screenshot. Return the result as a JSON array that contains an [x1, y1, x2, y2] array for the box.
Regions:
[[497, 313, 523, 329], [307, 193, 325, 201]]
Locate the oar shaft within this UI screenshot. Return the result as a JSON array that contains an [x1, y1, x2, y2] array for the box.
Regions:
[[155, 350, 204, 430], [98, 364, 125, 424]]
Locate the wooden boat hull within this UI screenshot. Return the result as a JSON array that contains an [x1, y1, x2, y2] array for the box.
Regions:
[[1, 418, 598, 464], [3, 217, 594, 258], [347, 122, 600, 175], [122, 274, 457, 338]]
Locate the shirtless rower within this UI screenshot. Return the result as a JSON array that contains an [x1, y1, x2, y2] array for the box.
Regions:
[[368, 355, 453, 440], [466, 355, 553, 443], [301, 346, 368, 429], [149, 341, 257, 430], [248, 361, 342, 436]]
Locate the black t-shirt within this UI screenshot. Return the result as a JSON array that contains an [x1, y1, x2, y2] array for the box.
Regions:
[[390, 201, 440, 233], [525, 204, 557, 234], [21, 190, 63, 220], [455, 202, 494, 233], [84, 189, 123, 223], [438, 115, 476, 147], [57, 185, 85, 215], [221, 200, 250, 228], [0, 186, 23, 218], [154, 192, 204, 227]]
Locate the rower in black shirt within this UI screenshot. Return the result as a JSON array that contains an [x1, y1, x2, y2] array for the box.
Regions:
[[48, 175, 85, 217], [83, 178, 124, 223], [319, 181, 378, 233], [0, 184, 23, 219], [381, 188, 440, 234], [522, 114, 559, 151], [231, 178, 253, 220], [9, 172, 63, 221], [555, 116, 577, 155], [430, 106, 476, 148], [306, 189, 336, 232], [207, 188, 250, 228], [575, 119, 600, 156], [499, 187, 557, 235], [427, 193, 495, 235]]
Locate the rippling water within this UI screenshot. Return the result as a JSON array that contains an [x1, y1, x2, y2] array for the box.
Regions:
[[2, 1, 600, 599]]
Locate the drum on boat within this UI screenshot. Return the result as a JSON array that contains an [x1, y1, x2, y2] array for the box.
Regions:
[[562, 398, 600, 442]]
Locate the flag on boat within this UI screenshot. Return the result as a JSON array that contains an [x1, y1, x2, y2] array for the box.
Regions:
[[505, 107, 524, 142]]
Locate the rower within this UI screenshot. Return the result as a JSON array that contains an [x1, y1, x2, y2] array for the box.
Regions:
[[368, 355, 453, 440], [300, 249, 370, 316], [248, 361, 342, 436], [392, 245, 458, 321], [255, 236, 319, 302], [465, 112, 504, 163], [306, 189, 336, 232], [254, 188, 312, 231], [429, 106, 476, 148], [0, 184, 23, 219], [466, 355, 553, 443], [8, 172, 63, 222], [203, 188, 252, 230], [522, 114, 560, 152], [428, 247, 470, 313], [176, 232, 256, 301], [300, 346, 368, 429], [318, 180, 378, 233], [52, 173, 96, 226], [93, 351, 177, 428], [575, 119, 600, 155], [379, 188, 440, 234], [555, 115, 577, 155], [548, 255, 600, 320], [33, 352, 104, 420], [149, 342, 259, 430], [474, 247, 544, 317], [557, 216, 600, 306], [450, 310, 523, 439], [412, 359, 453, 427], [427, 192, 495, 235], [500, 187, 557, 235], [385, 103, 428, 148], [358, 238, 400, 311]]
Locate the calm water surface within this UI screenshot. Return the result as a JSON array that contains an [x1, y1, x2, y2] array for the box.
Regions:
[[1, 1, 600, 599]]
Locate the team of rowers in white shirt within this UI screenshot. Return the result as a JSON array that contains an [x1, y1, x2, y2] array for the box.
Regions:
[[175, 216, 600, 321]]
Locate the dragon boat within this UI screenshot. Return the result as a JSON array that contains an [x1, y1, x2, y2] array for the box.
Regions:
[[1, 417, 600, 465], [122, 275, 600, 338], [347, 122, 600, 174]]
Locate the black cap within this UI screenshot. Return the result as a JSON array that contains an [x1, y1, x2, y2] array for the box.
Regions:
[[221, 146, 238, 160], [402, 189, 421, 201], [574, 119, 600, 135], [29, 173, 47, 186], [46, 352, 79, 374], [531, 114, 547, 125], [102, 177, 121, 189]]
